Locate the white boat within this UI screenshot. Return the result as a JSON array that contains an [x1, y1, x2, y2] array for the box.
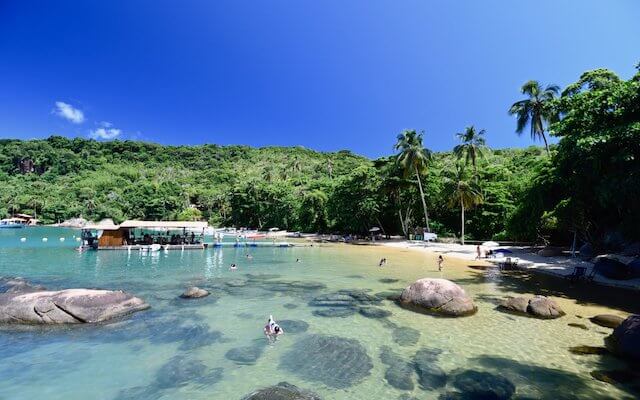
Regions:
[[0, 218, 27, 229]]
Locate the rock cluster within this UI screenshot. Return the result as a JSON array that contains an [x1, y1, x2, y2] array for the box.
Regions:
[[0, 280, 149, 324], [498, 295, 565, 319]]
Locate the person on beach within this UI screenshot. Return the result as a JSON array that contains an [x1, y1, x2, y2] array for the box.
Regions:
[[476, 245, 482, 260], [438, 255, 444, 271]]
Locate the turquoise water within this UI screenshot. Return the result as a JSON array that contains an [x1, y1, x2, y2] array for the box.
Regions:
[[0, 227, 636, 399]]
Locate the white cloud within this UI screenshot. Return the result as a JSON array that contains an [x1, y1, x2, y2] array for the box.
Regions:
[[89, 123, 122, 140], [53, 101, 85, 124]]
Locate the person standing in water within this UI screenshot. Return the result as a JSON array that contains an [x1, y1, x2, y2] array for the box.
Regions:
[[438, 255, 444, 271], [264, 315, 284, 343]]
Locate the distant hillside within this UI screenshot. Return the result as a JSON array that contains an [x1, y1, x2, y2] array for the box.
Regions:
[[0, 136, 546, 240]]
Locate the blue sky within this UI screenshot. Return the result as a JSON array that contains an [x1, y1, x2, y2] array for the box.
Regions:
[[0, 1, 638, 157]]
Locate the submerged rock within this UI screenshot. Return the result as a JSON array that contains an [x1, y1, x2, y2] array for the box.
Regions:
[[590, 369, 640, 386], [0, 288, 149, 324], [359, 307, 392, 319], [0, 277, 46, 294], [590, 314, 624, 329], [241, 382, 322, 400], [568, 345, 608, 355], [605, 314, 640, 361], [155, 355, 223, 389], [399, 278, 477, 317], [179, 286, 209, 299], [380, 346, 414, 390], [567, 323, 588, 330], [280, 334, 373, 388], [283, 303, 299, 309], [413, 348, 446, 390], [226, 345, 265, 365], [278, 319, 309, 334], [498, 296, 564, 319], [312, 308, 356, 318], [452, 370, 515, 400], [379, 278, 400, 284], [392, 327, 421, 347]]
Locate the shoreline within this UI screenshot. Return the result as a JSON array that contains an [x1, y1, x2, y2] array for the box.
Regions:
[[378, 240, 640, 292]]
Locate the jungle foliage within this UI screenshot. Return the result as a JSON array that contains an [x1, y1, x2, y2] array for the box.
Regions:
[[1, 64, 637, 247]]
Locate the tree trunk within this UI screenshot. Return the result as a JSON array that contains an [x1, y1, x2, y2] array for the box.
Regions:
[[542, 132, 550, 156], [460, 197, 465, 245], [414, 166, 430, 232]]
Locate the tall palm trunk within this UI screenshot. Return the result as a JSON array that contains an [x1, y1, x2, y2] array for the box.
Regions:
[[414, 165, 430, 232], [541, 131, 550, 155], [460, 197, 465, 245]]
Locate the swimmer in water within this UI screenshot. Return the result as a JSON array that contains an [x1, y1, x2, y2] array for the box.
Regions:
[[230, 263, 237, 271], [379, 258, 387, 267], [246, 254, 253, 259], [264, 315, 284, 342], [296, 258, 301, 263]]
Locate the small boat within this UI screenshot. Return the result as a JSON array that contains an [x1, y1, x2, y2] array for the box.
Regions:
[[0, 218, 27, 229]]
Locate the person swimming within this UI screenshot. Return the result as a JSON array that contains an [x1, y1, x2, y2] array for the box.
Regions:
[[230, 263, 237, 271], [378, 258, 387, 267], [295, 258, 301, 263], [264, 315, 284, 342], [246, 254, 253, 259]]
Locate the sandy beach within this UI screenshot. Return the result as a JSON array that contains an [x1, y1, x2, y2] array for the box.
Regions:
[[380, 240, 640, 291]]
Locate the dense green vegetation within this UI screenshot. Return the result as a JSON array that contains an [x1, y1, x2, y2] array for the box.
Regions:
[[0, 136, 544, 240], [0, 64, 637, 249]]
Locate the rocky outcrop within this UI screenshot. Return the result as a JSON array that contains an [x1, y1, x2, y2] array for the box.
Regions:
[[179, 287, 209, 299], [590, 314, 625, 329], [398, 278, 477, 317], [605, 314, 640, 361], [537, 247, 562, 257], [593, 256, 633, 280], [242, 382, 322, 400], [498, 296, 565, 319], [0, 288, 149, 324]]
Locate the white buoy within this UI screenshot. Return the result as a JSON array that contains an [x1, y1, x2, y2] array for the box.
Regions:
[[59, 237, 65, 242], [20, 237, 27, 242], [42, 237, 48, 242]]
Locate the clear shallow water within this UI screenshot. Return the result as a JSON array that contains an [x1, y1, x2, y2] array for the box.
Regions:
[[0, 227, 637, 399]]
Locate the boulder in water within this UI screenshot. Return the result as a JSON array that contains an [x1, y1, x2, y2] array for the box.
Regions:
[[605, 314, 640, 361], [398, 278, 477, 317], [0, 288, 149, 324], [498, 296, 564, 319], [241, 382, 322, 400], [180, 287, 209, 299], [590, 314, 625, 329]]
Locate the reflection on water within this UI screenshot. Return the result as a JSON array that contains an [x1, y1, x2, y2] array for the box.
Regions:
[[0, 227, 638, 399]]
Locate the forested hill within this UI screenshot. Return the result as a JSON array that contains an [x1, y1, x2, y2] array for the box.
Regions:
[[0, 136, 546, 241]]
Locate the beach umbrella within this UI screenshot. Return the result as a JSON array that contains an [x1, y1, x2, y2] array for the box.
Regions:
[[482, 241, 499, 247]]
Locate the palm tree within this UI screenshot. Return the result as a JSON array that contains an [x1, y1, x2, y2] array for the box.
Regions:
[[453, 126, 488, 176], [445, 164, 483, 245], [394, 129, 432, 232], [508, 80, 560, 155]]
